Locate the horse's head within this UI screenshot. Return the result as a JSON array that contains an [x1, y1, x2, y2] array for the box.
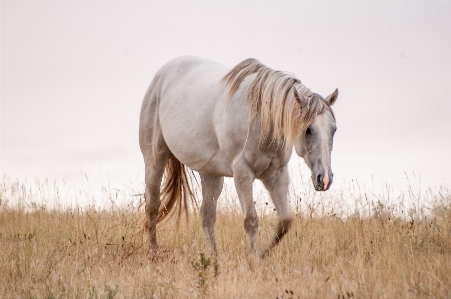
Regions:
[[294, 89, 338, 191]]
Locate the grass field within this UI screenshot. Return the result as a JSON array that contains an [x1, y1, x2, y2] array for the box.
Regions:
[[1, 178, 450, 298]]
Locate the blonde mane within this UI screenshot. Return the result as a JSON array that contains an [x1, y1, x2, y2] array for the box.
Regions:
[[222, 58, 329, 150]]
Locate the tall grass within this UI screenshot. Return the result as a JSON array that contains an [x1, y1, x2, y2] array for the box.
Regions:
[[0, 176, 450, 298]]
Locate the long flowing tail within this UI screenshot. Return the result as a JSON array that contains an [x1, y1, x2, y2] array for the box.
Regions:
[[156, 155, 197, 227]]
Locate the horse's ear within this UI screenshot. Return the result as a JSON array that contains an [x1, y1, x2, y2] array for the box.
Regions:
[[325, 88, 338, 106]]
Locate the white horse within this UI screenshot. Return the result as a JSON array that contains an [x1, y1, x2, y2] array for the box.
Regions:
[[139, 56, 338, 257]]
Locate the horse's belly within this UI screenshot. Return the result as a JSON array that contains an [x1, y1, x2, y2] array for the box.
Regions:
[[163, 130, 233, 177], [190, 154, 234, 177]]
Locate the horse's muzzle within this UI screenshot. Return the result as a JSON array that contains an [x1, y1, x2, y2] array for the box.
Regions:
[[313, 170, 333, 191]]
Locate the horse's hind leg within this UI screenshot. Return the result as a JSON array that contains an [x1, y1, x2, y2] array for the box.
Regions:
[[200, 174, 224, 254], [143, 149, 169, 255], [260, 167, 293, 256], [140, 123, 170, 256]]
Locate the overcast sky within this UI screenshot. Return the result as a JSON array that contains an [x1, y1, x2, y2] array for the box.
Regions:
[[1, 1, 450, 202]]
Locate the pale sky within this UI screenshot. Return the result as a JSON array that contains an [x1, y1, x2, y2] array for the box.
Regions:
[[1, 1, 450, 204]]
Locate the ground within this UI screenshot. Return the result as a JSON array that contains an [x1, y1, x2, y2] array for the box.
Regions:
[[1, 181, 450, 298]]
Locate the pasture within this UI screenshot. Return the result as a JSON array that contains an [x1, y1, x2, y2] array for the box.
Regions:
[[1, 178, 450, 298]]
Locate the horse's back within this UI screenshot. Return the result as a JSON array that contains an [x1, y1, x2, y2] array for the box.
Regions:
[[156, 56, 226, 86], [149, 56, 229, 113]]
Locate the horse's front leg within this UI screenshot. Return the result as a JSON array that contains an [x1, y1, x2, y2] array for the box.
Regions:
[[200, 174, 224, 255], [233, 163, 259, 252], [260, 167, 293, 256]]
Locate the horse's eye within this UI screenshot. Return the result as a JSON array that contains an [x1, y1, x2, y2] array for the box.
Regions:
[[306, 127, 311, 135]]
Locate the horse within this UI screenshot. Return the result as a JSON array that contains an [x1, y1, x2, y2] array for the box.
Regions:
[[139, 56, 338, 257]]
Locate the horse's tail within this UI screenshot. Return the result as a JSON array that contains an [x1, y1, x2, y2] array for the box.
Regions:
[[156, 155, 197, 226]]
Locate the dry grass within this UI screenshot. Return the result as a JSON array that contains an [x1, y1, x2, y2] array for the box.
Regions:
[[1, 178, 450, 298]]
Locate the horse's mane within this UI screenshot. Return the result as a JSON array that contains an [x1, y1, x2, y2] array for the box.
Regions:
[[222, 58, 329, 150]]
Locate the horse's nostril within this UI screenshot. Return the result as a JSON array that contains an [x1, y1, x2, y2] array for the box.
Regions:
[[316, 174, 322, 184]]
